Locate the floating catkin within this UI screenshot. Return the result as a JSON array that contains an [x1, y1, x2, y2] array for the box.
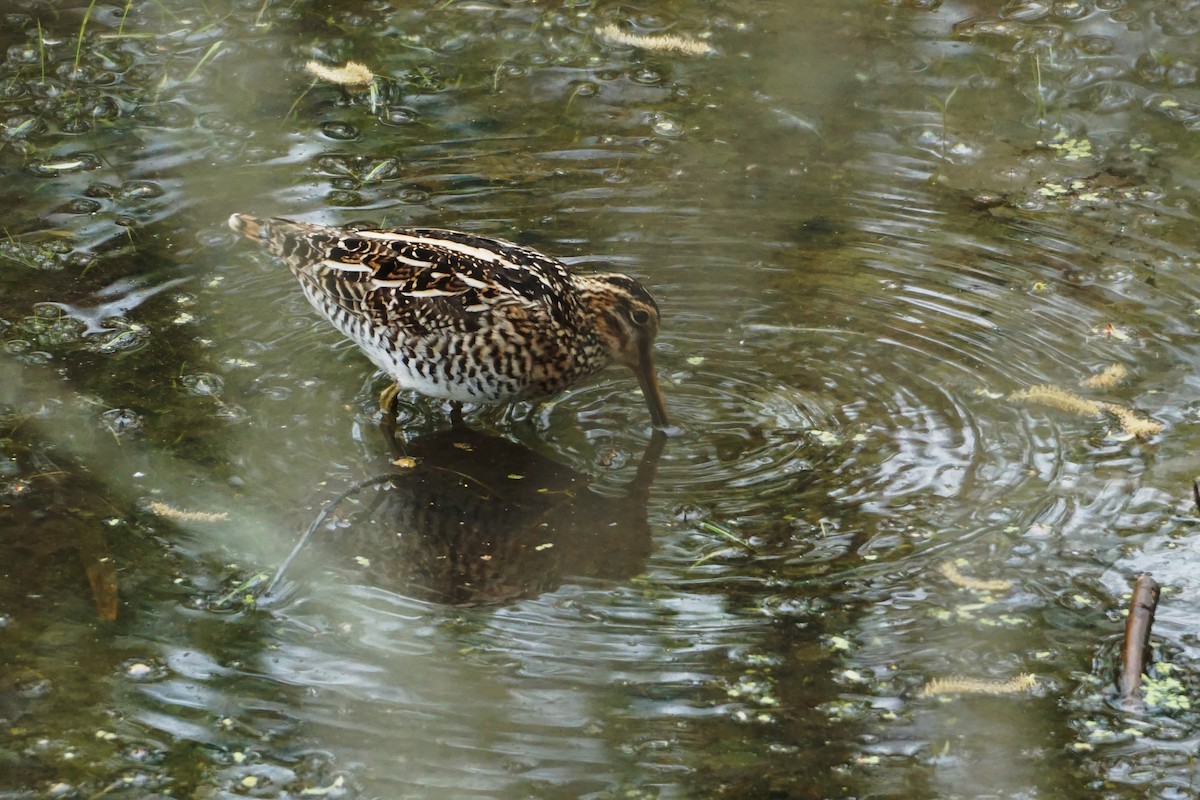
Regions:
[[1009, 384, 1161, 437], [1082, 363, 1126, 390], [595, 24, 715, 56], [304, 60, 375, 86], [1008, 384, 1103, 417], [920, 674, 1036, 697], [939, 561, 1013, 593], [146, 501, 229, 523]]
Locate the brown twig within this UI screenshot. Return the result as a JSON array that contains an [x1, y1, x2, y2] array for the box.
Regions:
[[1118, 574, 1160, 709]]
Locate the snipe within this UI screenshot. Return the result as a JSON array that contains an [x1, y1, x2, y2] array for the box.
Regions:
[[228, 215, 669, 428]]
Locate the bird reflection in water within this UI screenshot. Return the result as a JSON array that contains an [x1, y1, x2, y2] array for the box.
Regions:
[[268, 428, 665, 606]]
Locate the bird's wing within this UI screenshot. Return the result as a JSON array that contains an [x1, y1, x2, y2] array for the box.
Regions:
[[247, 219, 578, 332]]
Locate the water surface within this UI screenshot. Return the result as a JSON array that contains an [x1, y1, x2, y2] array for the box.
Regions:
[[2, 0, 1200, 797]]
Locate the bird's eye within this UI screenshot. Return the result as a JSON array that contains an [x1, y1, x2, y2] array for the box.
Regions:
[[630, 308, 651, 326]]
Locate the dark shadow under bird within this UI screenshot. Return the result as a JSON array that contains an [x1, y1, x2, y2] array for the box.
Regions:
[[228, 214, 669, 428], [272, 427, 666, 606]]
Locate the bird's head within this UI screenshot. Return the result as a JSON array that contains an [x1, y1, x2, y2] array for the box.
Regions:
[[581, 273, 669, 429]]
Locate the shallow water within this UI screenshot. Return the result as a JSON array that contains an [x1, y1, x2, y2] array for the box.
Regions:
[[3, 0, 1200, 797]]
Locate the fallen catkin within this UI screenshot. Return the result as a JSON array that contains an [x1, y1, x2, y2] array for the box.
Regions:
[[146, 501, 230, 523], [1009, 385, 1104, 417], [939, 561, 1013, 593], [304, 60, 375, 86], [920, 674, 1036, 697], [1103, 403, 1163, 438], [1009, 384, 1161, 437], [595, 24, 715, 56], [1082, 363, 1127, 390]]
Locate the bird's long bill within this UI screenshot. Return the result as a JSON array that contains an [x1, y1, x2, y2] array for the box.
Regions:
[[633, 342, 670, 429]]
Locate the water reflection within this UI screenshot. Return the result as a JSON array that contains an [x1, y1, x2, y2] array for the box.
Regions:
[[0, 450, 120, 622], [272, 426, 665, 606]]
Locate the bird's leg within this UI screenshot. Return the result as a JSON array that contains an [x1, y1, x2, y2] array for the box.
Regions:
[[378, 383, 412, 457], [449, 401, 465, 428], [379, 381, 403, 446], [379, 381, 400, 416]]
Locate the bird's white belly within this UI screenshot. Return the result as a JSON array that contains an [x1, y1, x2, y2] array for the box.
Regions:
[[302, 286, 530, 404], [358, 328, 525, 404]]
